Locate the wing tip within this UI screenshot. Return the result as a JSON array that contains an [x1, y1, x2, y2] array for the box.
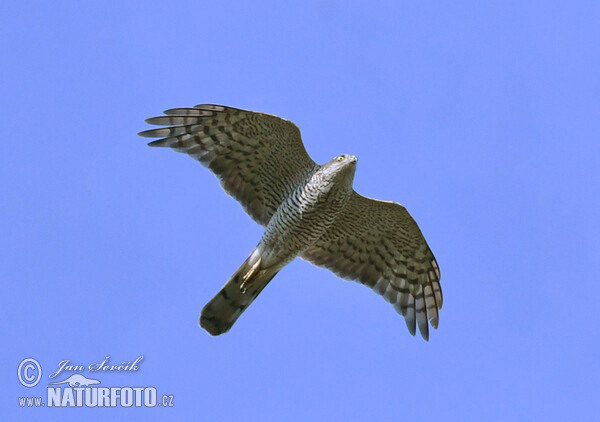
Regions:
[[420, 327, 430, 341], [137, 129, 168, 147], [147, 139, 168, 147], [137, 129, 152, 138], [144, 116, 171, 125], [405, 316, 417, 337]]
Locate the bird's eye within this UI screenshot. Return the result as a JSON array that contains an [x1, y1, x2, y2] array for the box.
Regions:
[[336, 155, 345, 162]]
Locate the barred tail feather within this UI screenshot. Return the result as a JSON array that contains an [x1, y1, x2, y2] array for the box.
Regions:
[[200, 251, 278, 336]]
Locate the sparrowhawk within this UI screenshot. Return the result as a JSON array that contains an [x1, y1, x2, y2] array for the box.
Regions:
[[139, 104, 442, 340]]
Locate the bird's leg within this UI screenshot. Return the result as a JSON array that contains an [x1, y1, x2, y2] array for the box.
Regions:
[[239, 257, 262, 294]]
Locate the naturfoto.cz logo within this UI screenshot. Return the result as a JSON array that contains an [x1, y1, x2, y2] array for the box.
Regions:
[[17, 357, 174, 409]]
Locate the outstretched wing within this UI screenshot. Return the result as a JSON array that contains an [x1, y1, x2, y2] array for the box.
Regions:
[[139, 104, 318, 226], [301, 192, 442, 340]]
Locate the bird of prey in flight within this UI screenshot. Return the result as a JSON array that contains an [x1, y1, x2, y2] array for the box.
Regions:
[[139, 104, 442, 340]]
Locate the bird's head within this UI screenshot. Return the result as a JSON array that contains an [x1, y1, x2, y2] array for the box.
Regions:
[[319, 154, 358, 188]]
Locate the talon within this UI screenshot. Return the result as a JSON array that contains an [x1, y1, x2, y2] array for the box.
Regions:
[[240, 258, 261, 293]]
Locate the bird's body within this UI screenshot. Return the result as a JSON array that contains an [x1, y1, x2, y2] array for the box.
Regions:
[[139, 104, 442, 340], [260, 155, 356, 267]]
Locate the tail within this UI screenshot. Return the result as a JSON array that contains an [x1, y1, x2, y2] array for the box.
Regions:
[[200, 249, 279, 335]]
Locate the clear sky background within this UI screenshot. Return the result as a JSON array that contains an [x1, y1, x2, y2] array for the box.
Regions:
[[2, 1, 599, 421]]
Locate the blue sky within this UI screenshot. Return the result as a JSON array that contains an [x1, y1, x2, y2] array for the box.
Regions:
[[2, 1, 598, 420]]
